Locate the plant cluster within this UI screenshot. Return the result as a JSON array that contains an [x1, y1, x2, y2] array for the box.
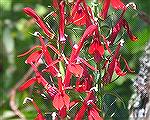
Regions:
[[18, 0, 137, 119]]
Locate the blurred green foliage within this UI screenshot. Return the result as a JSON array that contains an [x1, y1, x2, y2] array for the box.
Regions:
[[0, 0, 150, 120]]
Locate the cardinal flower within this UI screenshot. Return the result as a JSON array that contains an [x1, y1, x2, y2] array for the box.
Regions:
[[63, 25, 97, 87], [70, 0, 92, 27], [103, 40, 134, 83], [71, 4, 87, 26], [74, 91, 103, 120], [88, 38, 105, 62], [52, 77, 70, 118], [23, 7, 54, 38], [100, 0, 126, 20], [18, 33, 60, 77], [108, 18, 137, 45]]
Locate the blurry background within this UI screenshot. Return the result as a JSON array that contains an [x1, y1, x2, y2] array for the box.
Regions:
[[1, 0, 150, 119]]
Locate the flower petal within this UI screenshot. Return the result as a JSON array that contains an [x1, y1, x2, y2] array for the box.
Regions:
[[88, 42, 96, 54], [75, 103, 87, 120], [89, 108, 103, 120], [63, 92, 70, 110], [59, 1, 66, 43], [53, 93, 64, 110], [25, 50, 43, 64], [35, 113, 45, 120], [79, 58, 97, 71], [121, 56, 135, 73], [72, 5, 86, 26], [18, 78, 37, 91], [23, 7, 54, 38], [97, 44, 105, 56], [115, 61, 127, 76], [122, 19, 137, 41], [111, 0, 126, 10], [100, 0, 111, 20], [68, 64, 83, 78], [17, 45, 41, 57]]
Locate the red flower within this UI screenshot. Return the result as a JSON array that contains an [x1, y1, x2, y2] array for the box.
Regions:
[[52, 78, 70, 118], [100, 0, 126, 20], [53, 0, 59, 9], [23, 7, 54, 38], [103, 40, 123, 83], [88, 108, 103, 120], [103, 40, 134, 83], [18, 34, 59, 77], [75, 64, 93, 92], [71, 4, 86, 26], [59, 1, 66, 43], [64, 25, 97, 87], [88, 38, 105, 62], [75, 73, 93, 92], [74, 91, 103, 120], [71, 0, 92, 27], [109, 18, 137, 45]]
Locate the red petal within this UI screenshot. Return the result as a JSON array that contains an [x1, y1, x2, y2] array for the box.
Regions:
[[23, 7, 39, 20], [63, 92, 70, 110], [108, 19, 122, 45], [121, 56, 135, 73], [81, 25, 97, 40], [79, 58, 97, 71], [38, 36, 58, 77], [89, 108, 103, 120], [68, 64, 83, 78], [115, 61, 127, 76], [23, 7, 54, 38], [75, 104, 87, 120], [46, 45, 61, 55], [59, 106, 67, 119], [59, 1, 66, 43], [35, 113, 45, 120], [102, 59, 109, 70], [101, 35, 112, 54], [71, 0, 82, 16], [88, 109, 94, 120], [100, 0, 111, 20], [88, 42, 96, 54], [70, 100, 79, 108], [25, 50, 42, 64], [44, 57, 63, 69], [97, 45, 105, 56], [53, 0, 59, 8], [18, 78, 37, 91], [53, 93, 64, 110], [122, 19, 137, 41], [111, 0, 126, 10], [17, 45, 41, 57], [72, 6, 86, 26]]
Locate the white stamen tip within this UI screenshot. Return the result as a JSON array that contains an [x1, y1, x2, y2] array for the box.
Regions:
[[32, 32, 41, 37], [120, 39, 125, 46], [23, 97, 33, 104], [73, 44, 78, 49], [126, 2, 137, 10]]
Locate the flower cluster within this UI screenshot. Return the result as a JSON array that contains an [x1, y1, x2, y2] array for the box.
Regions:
[[18, 0, 137, 119]]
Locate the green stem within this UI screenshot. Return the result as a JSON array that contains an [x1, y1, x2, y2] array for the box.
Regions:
[[93, 0, 98, 18], [96, 62, 103, 110]]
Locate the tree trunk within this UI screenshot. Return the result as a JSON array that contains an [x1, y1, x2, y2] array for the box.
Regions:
[[128, 41, 150, 120]]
